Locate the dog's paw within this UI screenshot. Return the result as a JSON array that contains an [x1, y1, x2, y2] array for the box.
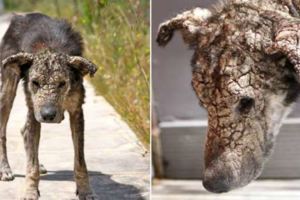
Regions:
[[0, 162, 14, 181], [39, 164, 47, 175], [77, 190, 98, 200], [20, 189, 39, 200]]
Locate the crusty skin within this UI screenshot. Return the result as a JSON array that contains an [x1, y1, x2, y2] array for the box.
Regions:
[[0, 13, 97, 199], [157, 0, 300, 193]]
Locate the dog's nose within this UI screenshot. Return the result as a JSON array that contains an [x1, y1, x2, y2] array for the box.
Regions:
[[40, 105, 57, 121], [202, 172, 231, 193]]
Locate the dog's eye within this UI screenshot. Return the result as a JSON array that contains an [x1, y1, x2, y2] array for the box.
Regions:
[[237, 97, 255, 114], [58, 81, 66, 88], [32, 80, 40, 88]]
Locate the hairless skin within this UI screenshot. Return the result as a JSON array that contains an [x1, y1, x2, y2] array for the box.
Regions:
[[157, 0, 300, 193]]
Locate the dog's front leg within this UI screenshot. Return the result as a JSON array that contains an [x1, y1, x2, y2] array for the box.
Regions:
[[69, 108, 97, 200], [20, 111, 41, 200], [0, 71, 20, 181]]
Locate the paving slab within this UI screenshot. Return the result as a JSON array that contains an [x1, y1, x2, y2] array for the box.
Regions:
[[0, 14, 149, 200]]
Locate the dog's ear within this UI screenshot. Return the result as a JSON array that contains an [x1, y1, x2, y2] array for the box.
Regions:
[[67, 56, 98, 77], [2, 52, 34, 76], [156, 8, 211, 47], [260, 11, 300, 80]]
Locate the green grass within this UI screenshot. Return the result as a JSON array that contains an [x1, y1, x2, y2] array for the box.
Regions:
[[3, 0, 150, 148]]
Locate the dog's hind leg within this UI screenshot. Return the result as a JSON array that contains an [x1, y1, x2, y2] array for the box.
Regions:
[[20, 110, 41, 200], [69, 108, 97, 200], [0, 70, 20, 181]]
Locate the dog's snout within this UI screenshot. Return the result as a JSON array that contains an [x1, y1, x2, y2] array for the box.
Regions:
[[40, 105, 57, 121], [202, 167, 231, 193]]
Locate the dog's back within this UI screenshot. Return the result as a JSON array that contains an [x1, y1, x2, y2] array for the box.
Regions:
[[0, 12, 83, 63]]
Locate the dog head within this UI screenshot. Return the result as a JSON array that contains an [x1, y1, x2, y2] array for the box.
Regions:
[[2, 50, 97, 123], [157, 3, 300, 193]]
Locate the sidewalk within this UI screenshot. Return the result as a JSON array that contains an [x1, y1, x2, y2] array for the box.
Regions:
[[0, 14, 149, 200]]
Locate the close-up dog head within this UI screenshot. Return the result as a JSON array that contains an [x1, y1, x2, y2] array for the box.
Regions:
[[2, 50, 97, 123], [157, 1, 300, 193]]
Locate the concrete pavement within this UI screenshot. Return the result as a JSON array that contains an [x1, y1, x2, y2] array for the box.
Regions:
[[0, 14, 149, 200]]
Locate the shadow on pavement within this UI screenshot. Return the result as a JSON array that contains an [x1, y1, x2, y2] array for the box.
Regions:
[[16, 170, 145, 200]]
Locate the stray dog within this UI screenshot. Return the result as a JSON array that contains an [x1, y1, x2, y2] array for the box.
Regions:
[[0, 13, 97, 199]]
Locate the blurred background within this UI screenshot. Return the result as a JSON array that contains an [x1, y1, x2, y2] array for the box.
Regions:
[[152, 0, 300, 199]]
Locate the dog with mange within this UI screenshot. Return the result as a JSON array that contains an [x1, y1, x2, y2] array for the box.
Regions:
[[0, 13, 97, 199], [157, 0, 300, 193]]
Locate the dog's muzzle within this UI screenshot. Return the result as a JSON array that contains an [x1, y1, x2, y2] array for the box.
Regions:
[[40, 105, 57, 121], [38, 103, 63, 123]]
